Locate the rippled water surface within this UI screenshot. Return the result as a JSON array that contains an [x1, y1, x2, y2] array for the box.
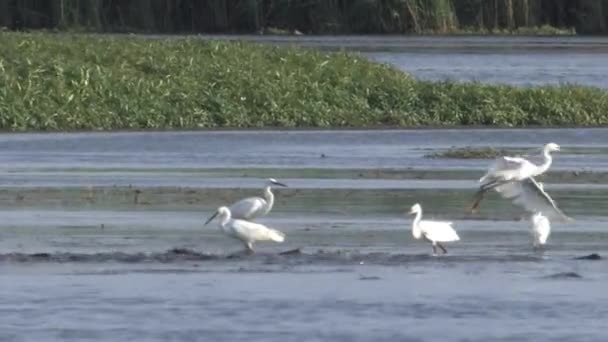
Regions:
[[0, 128, 607, 341]]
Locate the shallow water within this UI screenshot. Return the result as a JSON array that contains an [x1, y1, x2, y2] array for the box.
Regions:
[[0, 129, 607, 341]]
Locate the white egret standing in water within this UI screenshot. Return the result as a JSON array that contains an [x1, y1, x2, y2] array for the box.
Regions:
[[205, 178, 287, 225], [469, 143, 560, 212], [408, 203, 460, 255], [531, 212, 551, 248], [210, 206, 285, 253]]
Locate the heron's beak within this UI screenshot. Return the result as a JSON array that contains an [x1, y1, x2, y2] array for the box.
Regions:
[[407, 210, 416, 216], [204, 211, 218, 226], [272, 181, 288, 187]]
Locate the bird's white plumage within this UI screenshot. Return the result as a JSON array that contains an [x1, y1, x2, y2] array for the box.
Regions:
[[416, 220, 460, 242], [494, 177, 570, 222], [409, 203, 459, 254], [479, 143, 560, 184], [214, 206, 285, 252], [531, 212, 551, 247], [228, 196, 267, 220], [205, 178, 287, 225], [481, 156, 536, 182], [227, 218, 285, 244]]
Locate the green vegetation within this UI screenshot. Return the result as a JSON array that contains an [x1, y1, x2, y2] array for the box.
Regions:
[[2, 0, 603, 35], [425, 147, 524, 159], [1, 32, 608, 131], [437, 25, 575, 36]]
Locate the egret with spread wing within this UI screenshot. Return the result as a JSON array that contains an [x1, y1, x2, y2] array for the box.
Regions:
[[205, 178, 287, 225], [494, 177, 571, 222], [408, 203, 460, 255], [469, 143, 560, 212], [210, 206, 285, 253]]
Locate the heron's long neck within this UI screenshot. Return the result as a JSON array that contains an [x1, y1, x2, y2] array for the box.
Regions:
[[218, 211, 231, 228], [535, 148, 553, 175], [412, 211, 423, 239], [263, 186, 274, 214]]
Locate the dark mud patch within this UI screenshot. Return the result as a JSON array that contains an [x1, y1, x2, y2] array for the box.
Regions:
[[0, 248, 218, 263], [574, 253, 602, 260], [279, 248, 302, 255], [543, 272, 583, 279], [0, 249, 544, 266]]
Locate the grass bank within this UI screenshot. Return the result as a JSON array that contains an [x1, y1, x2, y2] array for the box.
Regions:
[[1, 32, 607, 131]]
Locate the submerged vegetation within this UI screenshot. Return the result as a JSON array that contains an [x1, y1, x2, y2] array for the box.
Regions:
[[1, 0, 603, 35], [1, 32, 608, 131]]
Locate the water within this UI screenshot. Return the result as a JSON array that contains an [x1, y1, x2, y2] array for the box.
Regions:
[[1, 129, 607, 341], [198, 35, 608, 88]]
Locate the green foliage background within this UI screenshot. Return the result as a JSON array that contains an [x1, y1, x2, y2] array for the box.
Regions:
[[1, 32, 607, 131]]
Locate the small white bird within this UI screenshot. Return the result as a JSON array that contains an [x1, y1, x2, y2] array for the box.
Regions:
[[209, 206, 285, 254], [531, 212, 551, 248], [205, 178, 287, 225], [408, 203, 460, 255], [470, 142, 560, 212]]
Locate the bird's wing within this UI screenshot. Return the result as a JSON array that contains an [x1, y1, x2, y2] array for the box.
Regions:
[[517, 147, 544, 165], [419, 220, 460, 242], [231, 219, 285, 242], [481, 156, 527, 183], [229, 197, 266, 220], [501, 156, 527, 165], [492, 156, 527, 171], [495, 177, 571, 222]]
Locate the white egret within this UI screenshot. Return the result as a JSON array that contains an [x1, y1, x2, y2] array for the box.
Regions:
[[205, 178, 287, 225], [470, 142, 560, 212], [494, 177, 571, 222], [408, 203, 460, 255], [531, 212, 551, 248], [210, 206, 285, 253]]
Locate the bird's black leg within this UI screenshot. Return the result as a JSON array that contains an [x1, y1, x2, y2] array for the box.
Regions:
[[468, 180, 510, 213], [244, 242, 255, 255], [533, 244, 545, 253], [468, 189, 486, 213], [437, 243, 448, 254], [432, 244, 437, 256]]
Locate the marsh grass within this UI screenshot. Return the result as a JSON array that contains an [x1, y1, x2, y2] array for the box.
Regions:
[[425, 147, 527, 159], [0, 32, 607, 131]]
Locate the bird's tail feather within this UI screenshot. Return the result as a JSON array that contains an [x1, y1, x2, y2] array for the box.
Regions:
[[268, 229, 285, 242]]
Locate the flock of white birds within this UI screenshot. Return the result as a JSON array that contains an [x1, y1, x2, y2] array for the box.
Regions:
[[204, 142, 568, 255]]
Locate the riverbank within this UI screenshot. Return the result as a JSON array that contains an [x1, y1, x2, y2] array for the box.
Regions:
[[1, 32, 607, 131]]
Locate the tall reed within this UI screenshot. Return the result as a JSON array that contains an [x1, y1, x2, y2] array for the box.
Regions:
[[0, 0, 593, 34]]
